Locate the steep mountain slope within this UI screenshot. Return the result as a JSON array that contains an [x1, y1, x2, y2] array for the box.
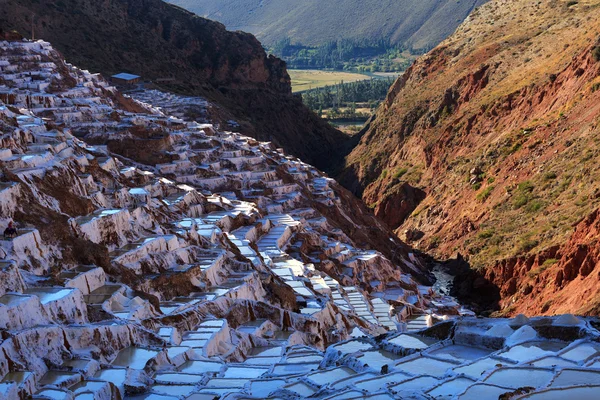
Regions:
[[0, 0, 347, 171], [341, 0, 600, 315], [168, 0, 488, 50]]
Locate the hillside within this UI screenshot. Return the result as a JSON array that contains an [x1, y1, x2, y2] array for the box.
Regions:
[[0, 0, 348, 172], [341, 0, 600, 316], [168, 0, 489, 51]]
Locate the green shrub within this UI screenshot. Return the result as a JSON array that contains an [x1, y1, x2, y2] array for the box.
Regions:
[[476, 186, 494, 202], [393, 167, 408, 179], [513, 193, 530, 208], [542, 258, 558, 267], [519, 238, 539, 252], [593, 45, 600, 62], [478, 229, 495, 239], [528, 259, 558, 278], [543, 172, 557, 180], [518, 181, 535, 192], [526, 199, 545, 213]]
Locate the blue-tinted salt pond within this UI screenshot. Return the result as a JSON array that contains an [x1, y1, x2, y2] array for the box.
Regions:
[[428, 344, 493, 362], [357, 349, 402, 369], [355, 371, 411, 391], [395, 356, 456, 377], [549, 368, 600, 387], [111, 347, 159, 369], [247, 379, 286, 397], [483, 367, 554, 389], [426, 377, 476, 398], [387, 334, 437, 349], [178, 360, 223, 374], [154, 373, 203, 384], [222, 366, 268, 378], [306, 367, 355, 386], [453, 357, 513, 378], [521, 386, 600, 400], [389, 376, 439, 393], [152, 385, 195, 396], [248, 346, 282, 357], [333, 340, 373, 354]]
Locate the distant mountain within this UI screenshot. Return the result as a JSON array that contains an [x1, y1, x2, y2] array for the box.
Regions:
[[168, 0, 488, 50], [0, 0, 348, 171]]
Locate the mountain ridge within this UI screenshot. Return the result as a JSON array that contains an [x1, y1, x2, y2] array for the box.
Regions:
[[168, 0, 489, 51]]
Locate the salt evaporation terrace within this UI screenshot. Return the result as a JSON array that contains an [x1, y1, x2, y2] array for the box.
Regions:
[[1, 38, 600, 400]]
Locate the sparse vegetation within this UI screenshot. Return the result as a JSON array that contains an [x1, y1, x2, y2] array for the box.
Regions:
[[593, 44, 600, 62], [394, 167, 409, 179], [476, 186, 494, 202]]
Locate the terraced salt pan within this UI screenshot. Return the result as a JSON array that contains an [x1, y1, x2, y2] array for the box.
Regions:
[[23, 288, 74, 304], [530, 355, 577, 368], [111, 347, 159, 369], [388, 375, 439, 393], [386, 333, 437, 349], [283, 381, 318, 396], [497, 341, 567, 363], [354, 371, 411, 391], [38, 370, 80, 387], [457, 383, 513, 400], [549, 368, 600, 387], [395, 356, 457, 377], [249, 346, 282, 357], [151, 385, 195, 397], [332, 340, 374, 354], [426, 376, 477, 399], [247, 379, 287, 397], [483, 367, 554, 389], [427, 344, 493, 363], [177, 360, 223, 374], [154, 372, 203, 385], [520, 385, 600, 399], [35, 389, 71, 400], [306, 367, 356, 386], [204, 378, 248, 388], [271, 362, 320, 376], [94, 369, 126, 395], [356, 349, 402, 370], [559, 342, 600, 362], [222, 366, 268, 378]]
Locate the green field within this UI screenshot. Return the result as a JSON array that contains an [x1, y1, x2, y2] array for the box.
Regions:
[[289, 69, 371, 93]]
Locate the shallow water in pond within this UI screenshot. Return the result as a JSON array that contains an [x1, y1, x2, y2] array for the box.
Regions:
[[333, 340, 373, 354], [154, 373, 203, 384], [222, 366, 268, 379], [387, 334, 437, 349], [355, 371, 411, 391], [484, 368, 554, 389], [549, 369, 600, 387], [248, 379, 286, 397], [111, 347, 159, 369], [178, 360, 223, 374]]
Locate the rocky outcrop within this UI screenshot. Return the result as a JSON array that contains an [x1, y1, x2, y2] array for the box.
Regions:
[[484, 208, 600, 316]]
